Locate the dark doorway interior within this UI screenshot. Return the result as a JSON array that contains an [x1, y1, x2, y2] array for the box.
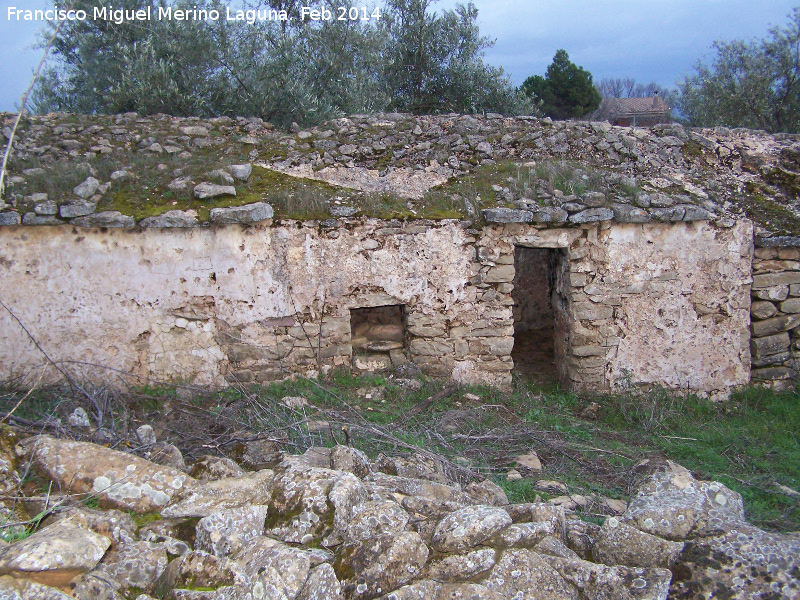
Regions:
[[512, 247, 561, 384]]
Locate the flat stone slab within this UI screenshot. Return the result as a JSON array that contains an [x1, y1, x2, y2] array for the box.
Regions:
[[209, 202, 273, 224], [71, 211, 135, 228], [161, 469, 275, 518], [19, 435, 194, 513], [194, 182, 236, 199], [0, 517, 110, 587], [432, 505, 511, 553], [482, 208, 534, 223], [139, 210, 199, 228]]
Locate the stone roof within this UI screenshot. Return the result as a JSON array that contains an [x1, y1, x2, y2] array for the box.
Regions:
[[2, 111, 800, 244]]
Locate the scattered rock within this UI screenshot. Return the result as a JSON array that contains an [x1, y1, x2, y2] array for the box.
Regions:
[[71, 211, 135, 228], [0, 516, 110, 587], [209, 202, 273, 224], [227, 163, 252, 181], [139, 210, 199, 228], [19, 435, 193, 513], [73, 177, 100, 199], [194, 182, 236, 199]]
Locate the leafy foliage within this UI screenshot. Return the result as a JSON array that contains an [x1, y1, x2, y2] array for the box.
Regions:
[[31, 0, 530, 126], [676, 7, 800, 133], [382, 0, 531, 115], [521, 49, 601, 120]]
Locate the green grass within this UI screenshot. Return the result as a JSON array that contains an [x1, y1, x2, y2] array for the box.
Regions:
[[1, 375, 798, 532]]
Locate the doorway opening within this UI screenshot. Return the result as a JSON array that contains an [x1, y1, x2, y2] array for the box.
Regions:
[[512, 247, 567, 384]]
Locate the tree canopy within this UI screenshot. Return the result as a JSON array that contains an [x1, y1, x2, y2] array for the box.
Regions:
[[32, 0, 532, 126], [521, 49, 601, 120], [677, 8, 800, 133]]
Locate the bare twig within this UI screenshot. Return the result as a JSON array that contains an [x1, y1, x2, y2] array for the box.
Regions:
[[407, 385, 457, 417], [1, 368, 45, 424], [0, 299, 103, 426]]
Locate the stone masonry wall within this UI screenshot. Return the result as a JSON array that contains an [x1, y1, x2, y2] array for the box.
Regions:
[[0, 219, 753, 394], [487, 220, 753, 394], [750, 240, 800, 388]]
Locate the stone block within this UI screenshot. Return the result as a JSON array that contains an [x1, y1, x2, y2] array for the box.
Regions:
[[483, 265, 515, 283], [751, 351, 790, 368], [778, 248, 800, 259], [752, 271, 800, 289], [210, 202, 273, 224], [750, 332, 790, 358], [531, 207, 569, 223], [568, 208, 614, 223], [755, 235, 800, 247], [59, 200, 96, 218], [22, 213, 63, 225], [754, 248, 779, 259], [353, 354, 392, 372], [482, 208, 533, 223], [72, 211, 135, 228], [194, 183, 236, 199], [753, 260, 800, 273], [410, 339, 454, 356], [610, 204, 650, 223], [751, 301, 778, 320], [751, 314, 800, 337], [407, 325, 447, 337], [780, 298, 800, 314], [754, 286, 789, 301], [571, 345, 606, 357], [752, 366, 794, 380], [791, 284, 800, 297], [469, 325, 515, 337], [0, 212, 21, 226], [140, 210, 200, 228], [573, 302, 614, 321]]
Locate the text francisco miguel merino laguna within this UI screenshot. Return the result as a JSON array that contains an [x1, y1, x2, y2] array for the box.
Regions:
[[4, 5, 333, 24]]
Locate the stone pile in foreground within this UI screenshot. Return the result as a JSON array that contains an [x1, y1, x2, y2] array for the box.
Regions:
[[0, 431, 797, 600]]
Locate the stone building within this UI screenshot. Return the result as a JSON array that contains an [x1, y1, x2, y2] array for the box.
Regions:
[[1, 111, 799, 397], [590, 96, 671, 127]]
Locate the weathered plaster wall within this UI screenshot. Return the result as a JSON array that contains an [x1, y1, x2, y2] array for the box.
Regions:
[[600, 221, 753, 394], [0, 220, 475, 385], [0, 219, 754, 394]]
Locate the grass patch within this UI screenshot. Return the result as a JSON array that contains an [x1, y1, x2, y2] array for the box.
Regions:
[[1, 374, 797, 531]]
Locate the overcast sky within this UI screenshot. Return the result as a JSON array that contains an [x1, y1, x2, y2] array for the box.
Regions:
[[0, 0, 798, 113]]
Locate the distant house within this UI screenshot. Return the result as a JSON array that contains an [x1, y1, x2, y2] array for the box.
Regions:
[[590, 95, 670, 127]]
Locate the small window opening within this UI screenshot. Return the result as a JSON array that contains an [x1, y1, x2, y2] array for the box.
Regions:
[[350, 305, 407, 372]]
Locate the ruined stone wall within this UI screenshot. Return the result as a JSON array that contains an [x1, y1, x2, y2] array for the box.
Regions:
[[0, 219, 753, 394], [0, 220, 478, 386], [750, 240, 800, 387], [488, 220, 753, 395]]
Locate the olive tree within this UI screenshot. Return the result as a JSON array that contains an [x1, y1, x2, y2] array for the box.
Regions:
[[677, 8, 800, 133]]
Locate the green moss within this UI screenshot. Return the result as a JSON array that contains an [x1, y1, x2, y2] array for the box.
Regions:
[[764, 167, 800, 199], [740, 189, 800, 235], [131, 511, 163, 528], [681, 140, 704, 158]]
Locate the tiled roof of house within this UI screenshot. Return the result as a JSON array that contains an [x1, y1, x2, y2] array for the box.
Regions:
[[592, 96, 670, 120]]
